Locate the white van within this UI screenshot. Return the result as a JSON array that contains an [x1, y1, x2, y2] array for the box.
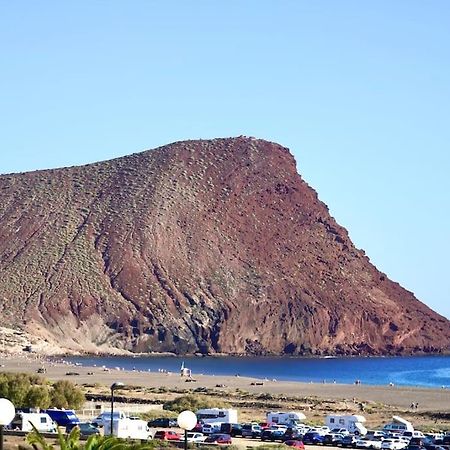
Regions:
[[104, 418, 152, 439], [10, 412, 57, 433]]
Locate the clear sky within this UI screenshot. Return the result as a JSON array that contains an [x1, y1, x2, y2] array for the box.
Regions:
[[1, 1, 449, 319]]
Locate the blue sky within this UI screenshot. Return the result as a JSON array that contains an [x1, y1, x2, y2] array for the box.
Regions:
[[1, 1, 449, 319]]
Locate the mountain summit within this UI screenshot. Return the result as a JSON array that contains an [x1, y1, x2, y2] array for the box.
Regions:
[[1, 137, 448, 355]]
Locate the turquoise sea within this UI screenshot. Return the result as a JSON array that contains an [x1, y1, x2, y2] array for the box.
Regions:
[[63, 355, 450, 388]]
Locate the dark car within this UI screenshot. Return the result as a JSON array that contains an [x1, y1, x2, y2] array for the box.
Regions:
[[66, 422, 100, 436], [323, 433, 345, 446], [407, 446, 425, 450], [220, 423, 242, 437], [204, 433, 232, 444], [148, 418, 178, 428], [79, 423, 101, 436], [341, 435, 360, 448], [285, 440, 306, 449], [242, 423, 262, 439], [302, 432, 325, 445], [262, 429, 286, 442]]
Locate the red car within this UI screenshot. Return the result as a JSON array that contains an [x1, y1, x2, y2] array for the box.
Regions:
[[285, 440, 305, 449], [259, 422, 273, 430], [154, 430, 181, 441], [204, 434, 232, 444]]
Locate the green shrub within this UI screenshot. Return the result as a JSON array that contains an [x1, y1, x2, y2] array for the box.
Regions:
[[50, 380, 85, 409], [140, 410, 177, 421], [0, 372, 84, 409], [163, 394, 226, 413]]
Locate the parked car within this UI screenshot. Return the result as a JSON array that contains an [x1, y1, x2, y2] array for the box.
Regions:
[[406, 445, 424, 450], [202, 423, 222, 434], [404, 432, 425, 440], [76, 423, 100, 436], [204, 433, 232, 444], [261, 429, 286, 442], [285, 440, 306, 449], [331, 429, 351, 436], [154, 430, 181, 441], [355, 437, 383, 449], [186, 432, 206, 443], [260, 422, 273, 430], [367, 432, 388, 439], [303, 432, 326, 445], [323, 433, 346, 446], [409, 438, 426, 447], [220, 423, 242, 437], [271, 425, 289, 432], [242, 423, 262, 438], [147, 418, 178, 428], [65, 422, 99, 435], [341, 435, 360, 447], [382, 440, 409, 450]]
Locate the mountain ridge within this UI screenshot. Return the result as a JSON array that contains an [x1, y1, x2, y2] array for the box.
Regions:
[[0, 137, 448, 355]]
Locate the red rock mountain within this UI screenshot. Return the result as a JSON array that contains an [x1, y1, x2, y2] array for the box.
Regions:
[[0, 137, 448, 355]]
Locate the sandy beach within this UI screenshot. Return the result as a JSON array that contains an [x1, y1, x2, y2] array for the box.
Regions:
[[1, 353, 449, 413]]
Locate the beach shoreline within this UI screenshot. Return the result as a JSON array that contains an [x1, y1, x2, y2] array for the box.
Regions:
[[1, 352, 449, 413]]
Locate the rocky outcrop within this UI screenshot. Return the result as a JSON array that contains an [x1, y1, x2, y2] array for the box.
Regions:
[[0, 137, 448, 355]]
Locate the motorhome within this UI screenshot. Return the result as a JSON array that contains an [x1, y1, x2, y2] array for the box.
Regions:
[[326, 415, 367, 435], [93, 410, 127, 427], [43, 409, 80, 428], [196, 408, 238, 424], [9, 412, 57, 433], [266, 411, 306, 426], [103, 418, 152, 440], [383, 416, 414, 434]]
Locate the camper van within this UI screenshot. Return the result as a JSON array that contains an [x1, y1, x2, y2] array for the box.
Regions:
[[103, 417, 152, 440], [9, 412, 57, 433], [196, 408, 238, 425], [43, 409, 80, 428], [383, 417, 414, 434], [326, 415, 367, 435], [266, 411, 306, 427], [93, 410, 127, 427]]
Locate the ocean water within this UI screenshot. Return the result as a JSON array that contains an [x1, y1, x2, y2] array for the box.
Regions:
[[63, 355, 450, 388]]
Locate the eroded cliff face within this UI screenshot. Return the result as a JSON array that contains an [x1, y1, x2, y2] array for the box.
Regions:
[[0, 137, 448, 355]]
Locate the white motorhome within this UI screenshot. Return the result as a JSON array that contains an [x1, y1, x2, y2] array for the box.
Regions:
[[266, 411, 306, 426], [9, 412, 57, 433], [383, 416, 414, 434], [196, 408, 238, 424], [326, 415, 367, 435], [93, 410, 127, 427], [104, 418, 152, 440]]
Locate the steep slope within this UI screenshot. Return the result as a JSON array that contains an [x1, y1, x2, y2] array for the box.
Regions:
[[0, 137, 448, 355]]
